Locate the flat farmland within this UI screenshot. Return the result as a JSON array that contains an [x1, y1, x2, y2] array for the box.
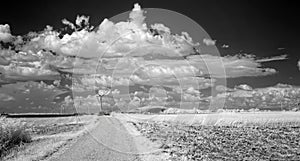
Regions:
[[116, 112, 300, 160], [117, 112, 300, 125]]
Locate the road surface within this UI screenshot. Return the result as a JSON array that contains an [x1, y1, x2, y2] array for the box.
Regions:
[[49, 116, 141, 161]]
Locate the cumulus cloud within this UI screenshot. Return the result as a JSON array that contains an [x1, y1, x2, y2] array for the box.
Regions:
[[183, 93, 201, 102], [75, 15, 90, 28], [0, 24, 13, 42], [150, 24, 171, 34], [203, 38, 216, 46], [213, 83, 300, 110], [62, 19, 76, 30], [148, 86, 168, 103], [32, 4, 198, 59], [129, 3, 146, 28], [185, 87, 201, 95], [1, 65, 57, 78], [62, 15, 90, 30], [0, 49, 61, 82], [5, 4, 279, 79], [0, 3, 290, 110]]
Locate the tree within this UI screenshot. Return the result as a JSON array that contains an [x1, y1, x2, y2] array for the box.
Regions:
[[95, 87, 111, 112]]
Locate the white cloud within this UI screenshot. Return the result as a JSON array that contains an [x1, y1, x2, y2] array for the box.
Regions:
[[0, 24, 13, 42], [61, 15, 90, 31], [150, 23, 171, 33], [256, 54, 288, 63], [137, 64, 200, 78], [203, 38, 216, 46], [221, 44, 229, 48], [62, 19, 76, 30], [166, 77, 214, 90], [0, 3, 288, 103], [81, 75, 132, 87], [212, 83, 300, 110], [75, 15, 90, 28], [0, 93, 15, 101], [234, 84, 253, 91], [31, 4, 198, 59], [188, 54, 278, 78], [183, 93, 201, 102], [129, 3, 146, 28], [185, 87, 201, 95], [0, 64, 58, 81]]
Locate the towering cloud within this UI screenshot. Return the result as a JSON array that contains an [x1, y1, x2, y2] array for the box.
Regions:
[[0, 24, 12, 42], [129, 3, 146, 28], [0, 4, 287, 83], [0, 4, 290, 112]]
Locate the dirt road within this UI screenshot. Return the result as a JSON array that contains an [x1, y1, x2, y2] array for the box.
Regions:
[[49, 116, 141, 161]]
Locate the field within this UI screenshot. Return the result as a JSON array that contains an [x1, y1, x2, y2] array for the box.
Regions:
[[121, 112, 300, 125], [1, 115, 99, 161], [2, 112, 300, 161], [117, 112, 300, 160]]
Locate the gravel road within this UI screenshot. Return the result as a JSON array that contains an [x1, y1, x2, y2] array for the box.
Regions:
[[49, 116, 141, 161]]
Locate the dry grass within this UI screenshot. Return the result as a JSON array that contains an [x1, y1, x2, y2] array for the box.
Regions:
[[2, 115, 99, 161], [0, 117, 32, 159]]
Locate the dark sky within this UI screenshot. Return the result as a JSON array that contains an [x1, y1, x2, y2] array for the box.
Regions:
[[1, 0, 299, 88]]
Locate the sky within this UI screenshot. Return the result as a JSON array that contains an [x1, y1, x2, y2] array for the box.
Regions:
[[1, 0, 299, 87], [0, 0, 299, 112]]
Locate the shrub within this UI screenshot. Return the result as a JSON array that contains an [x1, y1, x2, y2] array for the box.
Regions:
[[0, 117, 31, 158]]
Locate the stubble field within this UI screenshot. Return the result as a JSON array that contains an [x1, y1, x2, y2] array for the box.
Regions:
[[121, 112, 300, 160]]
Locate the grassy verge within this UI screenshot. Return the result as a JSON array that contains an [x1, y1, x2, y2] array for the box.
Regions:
[[0, 117, 31, 159], [1, 115, 99, 161]]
